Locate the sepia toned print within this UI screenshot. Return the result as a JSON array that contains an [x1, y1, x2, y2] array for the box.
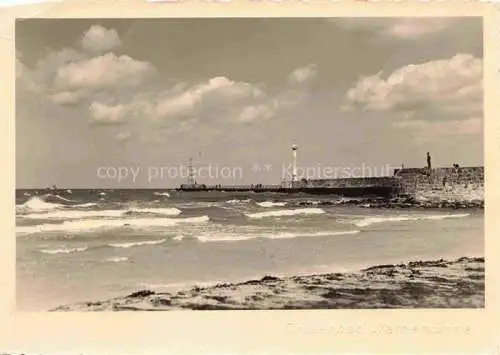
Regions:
[[16, 17, 483, 311]]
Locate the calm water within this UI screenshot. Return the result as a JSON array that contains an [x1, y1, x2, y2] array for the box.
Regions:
[[16, 189, 484, 311]]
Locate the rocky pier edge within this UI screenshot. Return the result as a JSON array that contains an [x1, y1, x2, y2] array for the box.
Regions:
[[291, 195, 483, 209]]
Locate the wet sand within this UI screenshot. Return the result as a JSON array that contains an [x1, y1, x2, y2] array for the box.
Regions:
[[53, 256, 484, 311]]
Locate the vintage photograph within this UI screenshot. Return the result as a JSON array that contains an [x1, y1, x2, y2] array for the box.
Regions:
[[16, 17, 484, 311]]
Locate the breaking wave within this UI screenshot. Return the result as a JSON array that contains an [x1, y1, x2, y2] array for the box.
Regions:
[[245, 208, 326, 219], [16, 194, 91, 214], [47, 195, 74, 204], [105, 257, 129, 263], [17, 215, 210, 235], [154, 192, 170, 197], [108, 239, 166, 248], [354, 213, 470, 228], [22, 210, 125, 220], [126, 207, 182, 216], [74, 202, 98, 208], [18, 196, 63, 212], [193, 230, 360, 243], [226, 199, 253, 205], [256, 201, 287, 208], [20, 207, 183, 221], [40, 246, 88, 254]]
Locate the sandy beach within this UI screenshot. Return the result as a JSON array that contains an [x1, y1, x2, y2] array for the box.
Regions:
[[53, 256, 484, 311]]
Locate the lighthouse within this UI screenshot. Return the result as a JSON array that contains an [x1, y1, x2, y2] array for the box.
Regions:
[[291, 144, 298, 187]]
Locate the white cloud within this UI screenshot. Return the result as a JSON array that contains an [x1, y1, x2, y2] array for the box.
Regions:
[[186, 76, 265, 106], [129, 65, 317, 128], [81, 25, 122, 54], [154, 91, 198, 119], [34, 48, 87, 85], [237, 104, 274, 123], [386, 18, 456, 39], [289, 64, 318, 84], [56, 75, 267, 130], [16, 24, 153, 110], [335, 18, 459, 39], [88, 101, 130, 125], [54, 53, 156, 92], [344, 53, 482, 122], [17, 41, 156, 109], [151, 76, 265, 121], [17, 49, 85, 94], [18, 23, 320, 135]]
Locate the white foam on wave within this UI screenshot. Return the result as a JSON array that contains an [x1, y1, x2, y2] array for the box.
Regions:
[[127, 207, 182, 216], [17, 194, 82, 214], [47, 194, 74, 203], [105, 256, 129, 263], [40, 246, 88, 254], [154, 192, 170, 197], [245, 208, 326, 219], [194, 230, 360, 243], [256, 201, 286, 208], [226, 199, 253, 205], [18, 196, 62, 212], [108, 239, 166, 248], [17, 215, 210, 235], [354, 213, 470, 228], [20, 207, 183, 221], [178, 201, 219, 208], [22, 209, 125, 220], [75, 202, 98, 208]]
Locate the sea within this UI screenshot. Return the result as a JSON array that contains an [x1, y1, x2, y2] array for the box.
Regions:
[[16, 189, 484, 311]]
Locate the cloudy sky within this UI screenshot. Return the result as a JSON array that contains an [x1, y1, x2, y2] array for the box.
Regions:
[[16, 18, 483, 188]]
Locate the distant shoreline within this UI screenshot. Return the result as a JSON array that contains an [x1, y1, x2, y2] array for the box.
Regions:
[[53, 256, 484, 311]]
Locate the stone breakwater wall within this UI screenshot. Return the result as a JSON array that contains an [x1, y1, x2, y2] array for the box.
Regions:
[[299, 166, 484, 202], [294, 176, 399, 197], [393, 167, 484, 201], [302, 176, 397, 189]]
